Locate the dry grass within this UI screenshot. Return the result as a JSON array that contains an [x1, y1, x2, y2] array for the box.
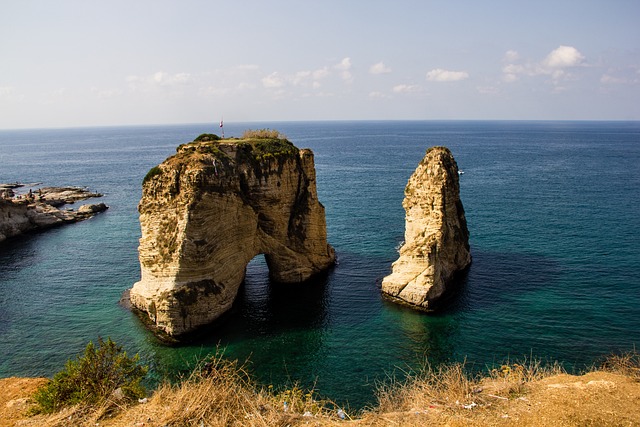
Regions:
[[8, 350, 640, 427], [355, 357, 569, 426], [373, 357, 564, 413], [241, 129, 288, 140], [374, 360, 476, 414], [599, 348, 640, 381], [110, 352, 343, 427]]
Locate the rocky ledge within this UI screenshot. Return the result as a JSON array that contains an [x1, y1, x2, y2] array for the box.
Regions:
[[381, 146, 471, 310], [129, 132, 335, 339], [0, 184, 108, 243]]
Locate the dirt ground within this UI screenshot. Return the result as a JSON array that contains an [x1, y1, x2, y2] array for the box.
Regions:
[[2, 371, 639, 426], [359, 371, 640, 426]]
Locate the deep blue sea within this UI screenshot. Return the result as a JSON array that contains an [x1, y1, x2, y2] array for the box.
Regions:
[[1, 121, 639, 409]]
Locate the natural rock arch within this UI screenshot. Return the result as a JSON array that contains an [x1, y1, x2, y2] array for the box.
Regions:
[[129, 136, 335, 339]]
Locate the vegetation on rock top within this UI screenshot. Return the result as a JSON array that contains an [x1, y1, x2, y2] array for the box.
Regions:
[[193, 133, 221, 142], [142, 165, 162, 184], [168, 129, 299, 168]]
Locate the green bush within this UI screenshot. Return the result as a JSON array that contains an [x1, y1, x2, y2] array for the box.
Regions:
[[194, 133, 221, 142], [31, 337, 148, 414], [143, 165, 162, 184]]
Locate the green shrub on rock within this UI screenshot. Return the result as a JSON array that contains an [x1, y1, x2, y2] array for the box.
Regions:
[[143, 165, 162, 184], [194, 133, 221, 142], [32, 337, 147, 414]]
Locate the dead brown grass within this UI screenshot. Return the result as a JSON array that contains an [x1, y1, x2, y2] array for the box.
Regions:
[[4, 351, 640, 427], [241, 129, 288, 140], [105, 352, 343, 427], [599, 348, 640, 381]]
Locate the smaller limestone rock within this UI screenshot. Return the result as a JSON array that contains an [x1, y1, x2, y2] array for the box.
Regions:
[[0, 186, 107, 244], [78, 202, 108, 215], [381, 146, 471, 310]]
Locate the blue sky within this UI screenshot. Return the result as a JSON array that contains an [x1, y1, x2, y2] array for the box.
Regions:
[[1, 0, 639, 128]]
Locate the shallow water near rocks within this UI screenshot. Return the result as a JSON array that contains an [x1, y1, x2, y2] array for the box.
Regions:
[[1, 121, 639, 409]]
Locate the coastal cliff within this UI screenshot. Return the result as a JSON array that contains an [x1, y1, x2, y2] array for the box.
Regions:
[[381, 146, 470, 310], [129, 133, 335, 338], [0, 186, 107, 243]]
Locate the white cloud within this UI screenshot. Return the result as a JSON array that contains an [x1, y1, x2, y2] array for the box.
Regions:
[[262, 64, 332, 90], [334, 57, 352, 71], [600, 74, 625, 84], [368, 91, 389, 99], [313, 67, 329, 79], [152, 71, 191, 85], [127, 71, 192, 91], [477, 86, 499, 95], [91, 87, 123, 99], [334, 57, 353, 83], [504, 50, 520, 62], [543, 45, 585, 69], [199, 86, 233, 97], [261, 72, 285, 88], [599, 66, 640, 85], [0, 86, 15, 97], [237, 82, 255, 90], [370, 61, 391, 75], [38, 88, 69, 105], [426, 68, 469, 82], [502, 46, 586, 85], [292, 71, 312, 86], [393, 84, 422, 93]]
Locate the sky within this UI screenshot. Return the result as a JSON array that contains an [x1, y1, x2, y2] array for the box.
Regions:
[[1, 0, 639, 129]]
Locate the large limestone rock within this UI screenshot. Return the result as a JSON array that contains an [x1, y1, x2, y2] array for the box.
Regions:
[[129, 134, 335, 338], [381, 146, 470, 310]]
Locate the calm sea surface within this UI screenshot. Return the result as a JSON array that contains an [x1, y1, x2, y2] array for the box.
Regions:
[[1, 121, 639, 408]]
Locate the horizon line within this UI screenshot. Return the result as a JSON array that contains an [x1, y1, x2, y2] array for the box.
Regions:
[[2, 118, 639, 132]]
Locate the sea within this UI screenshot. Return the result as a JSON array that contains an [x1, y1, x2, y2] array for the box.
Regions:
[[1, 121, 639, 409]]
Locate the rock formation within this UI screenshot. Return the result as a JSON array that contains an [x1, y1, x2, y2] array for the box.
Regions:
[[381, 146, 470, 310], [0, 185, 107, 243], [129, 134, 335, 339]]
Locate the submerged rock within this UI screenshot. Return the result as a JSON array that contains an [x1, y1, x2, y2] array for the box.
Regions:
[[381, 146, 470, 310], [129, 135, 335, 339]]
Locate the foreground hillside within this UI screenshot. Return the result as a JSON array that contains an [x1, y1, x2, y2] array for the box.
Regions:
[[2, 354, 639, 427]]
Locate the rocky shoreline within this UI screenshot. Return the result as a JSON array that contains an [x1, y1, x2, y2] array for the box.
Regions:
[[0, 183, 108, 243]]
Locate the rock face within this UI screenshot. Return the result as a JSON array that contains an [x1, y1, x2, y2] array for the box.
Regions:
[[0, 186, 107, 243], [381, 146, 470, 310], [129, 135, 335, 338]]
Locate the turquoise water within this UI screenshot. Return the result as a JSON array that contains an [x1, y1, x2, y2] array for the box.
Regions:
[[1, 121, 639, 409]]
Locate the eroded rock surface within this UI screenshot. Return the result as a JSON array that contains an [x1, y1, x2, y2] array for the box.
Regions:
[[129, 135, 335, 338], [0, 185, 107, 243], [381, 146, 470, 310]]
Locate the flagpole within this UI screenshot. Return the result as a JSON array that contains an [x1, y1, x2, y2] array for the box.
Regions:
[[219, 117, 224, 138]]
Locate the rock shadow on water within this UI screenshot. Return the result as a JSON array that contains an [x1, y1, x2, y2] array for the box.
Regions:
[[130, 257, 334, 348], [381, 247, 562, 316], [453, 247, 563, 313], [228, 260, 333, 337], [378, 247, 563, 362]]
